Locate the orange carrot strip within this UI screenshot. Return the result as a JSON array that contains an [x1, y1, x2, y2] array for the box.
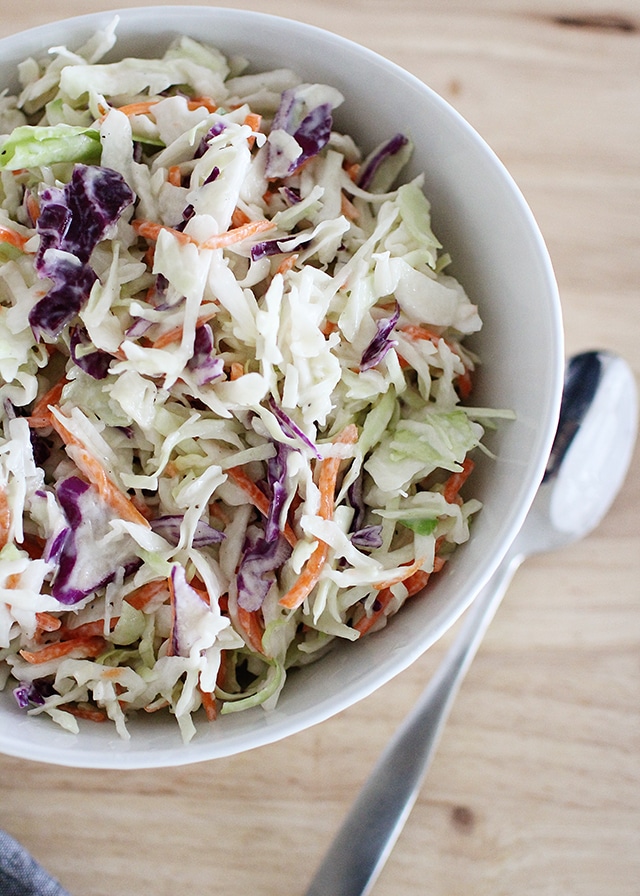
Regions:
[[344, 161, 361, 181], [26, 375, 67, 428], [340, 193, 359, 221], [62, 703, 108, 723], [19, 636, 106, 664], [25, 192, 40, 224], [227, 466, 297, 548], [354, 565, 441, 636], [132, 219, 194, 246], [35, 612, 62, 633], [231, 207, 251, 228], [50, 411, 151, 528], [400, 324, 442, 342], [0, 225, 29, 250], [443, 457, 475, 504], [150, 306, 218, 350], [279, 424, 359, 610], [275, 253, 298, 276], [167, 165, 183, 187], [198, 682, 218, 721], [372, 555, 428, 591], [124, 580, 169, 611], [237, 605, 265, 655], [58, 618, 119, 640], [21, 533, 46, 560], [199, 218, 275, 250], [133, 217, 275, 251], [187, 96, 218, 113], [0, 486, 10, 550], [243, 112, 262, 148], [115, 100, 160, 117], [456, 367, 473, 399]]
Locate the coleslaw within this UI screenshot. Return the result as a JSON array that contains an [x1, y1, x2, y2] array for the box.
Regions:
[[0, 21, 510, 741]]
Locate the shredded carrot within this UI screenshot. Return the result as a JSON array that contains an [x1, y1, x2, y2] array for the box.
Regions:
[[237, 605, 265, 655], [187, 96, 218, 113], [26, 375, 67, 428], [456, 367, 473, 399], [20, 533, 46, 560], [0, 486, 10, 550], [19, 636, 106, 664], [229, 361, 244, 381], [227, 466, 297, 548], [340, 192, 360, 221], [200, 218, 275, 250], [133, 216, 275, 252], [400, 324, 442, 343], [0, 224, 29, 251], [443, 457, 475, 504], [372, 555, 428, 591], [57, 618, 119, 641], [243, 111, 262, 148], [61, 703, 108, 723], [50, 410, 151, 529], [132, 218, 194, 246], [35, 612, 62, 633], [279, 424, 359, 610], [124, 579, 169, 611], [150, 306, 218, 350], [231, 207, 251, 228], [167, 165, 183, 187], [198, 681, 218, 721], [354, 565, 440, 636], [400, 323, 473, 397], [25, 191, 40, 224], [115, 100, 160, 117], [344, 160, 361, 181], [275, 253, 298, 276], [321, 319, 339, 337]]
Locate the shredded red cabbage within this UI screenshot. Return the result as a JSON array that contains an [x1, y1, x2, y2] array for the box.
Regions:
[[265, 88, 334, 177], [360, 303, 400, 371], [150, 514, 225, 547], [268, 398, 321, 458], [13, 679, 54, 709], [186, 323, 225, 385], [265, 442, 291, 543], [357, 133, 409, 191], [51, 476, 139, 605], [169, 563, 210, 657], [236, 527, 292, 611], [29, 165, 134, 339], [70, 325, 112, 380]]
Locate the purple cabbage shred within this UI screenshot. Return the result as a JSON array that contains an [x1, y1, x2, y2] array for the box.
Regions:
[[70, 326, 112, 380], [360, 303, 400, 371], [150, 514, 225, 547], [236, 527, 292, 612], [187, 323, 225, 385], [357, 133, 409, 192], [268, 398, 321, 458], [29, 164, 134, 339]]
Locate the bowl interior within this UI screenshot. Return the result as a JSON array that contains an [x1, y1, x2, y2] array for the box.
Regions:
[[0, 6, 563, 768]]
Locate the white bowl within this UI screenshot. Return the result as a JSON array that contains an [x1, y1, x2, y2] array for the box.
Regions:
[[0, 6, 563, 768]]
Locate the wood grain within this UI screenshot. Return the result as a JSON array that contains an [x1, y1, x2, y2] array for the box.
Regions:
[[1, 2, 639, 894]]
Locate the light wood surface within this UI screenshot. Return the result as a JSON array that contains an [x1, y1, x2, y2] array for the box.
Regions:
[[1, 2, 639, 894]]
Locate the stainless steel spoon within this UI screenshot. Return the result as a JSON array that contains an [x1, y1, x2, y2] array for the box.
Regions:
[[305, 350, 638, 896]]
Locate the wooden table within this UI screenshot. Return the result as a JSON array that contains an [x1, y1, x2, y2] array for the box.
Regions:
[[1, 2, 639, 894]]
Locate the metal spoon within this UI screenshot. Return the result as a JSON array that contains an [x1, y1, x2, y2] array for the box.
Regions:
[[305, 350, 638, 896]]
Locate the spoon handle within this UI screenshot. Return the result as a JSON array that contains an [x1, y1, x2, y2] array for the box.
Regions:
[[304, 552, 522, 896]]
